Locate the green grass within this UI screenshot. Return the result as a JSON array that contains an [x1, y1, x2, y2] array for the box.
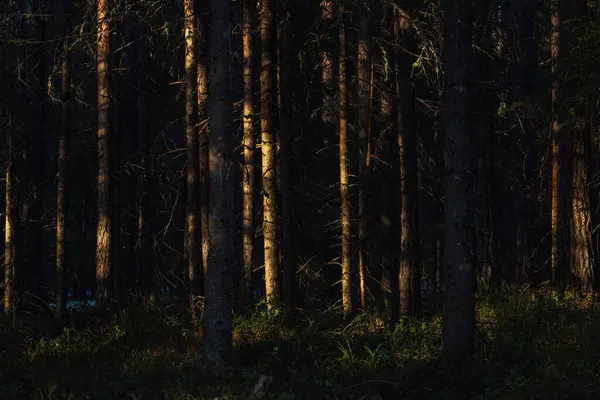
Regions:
[[1, 287, 600, 399]]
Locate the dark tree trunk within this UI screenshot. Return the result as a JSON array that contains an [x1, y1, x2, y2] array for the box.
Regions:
[[279, 1, 297, 311], [357, 0, 372, 311], [204, 0, 235, 372], [395, 10, 421, 317], [442, 0, 476, 362], [184, 0, 201, 326], [56, 5, 72, 319]]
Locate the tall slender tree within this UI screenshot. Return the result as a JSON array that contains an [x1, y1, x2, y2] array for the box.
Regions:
[[56, 4, 72, 319], [96, 0, 113, 302], [279, 0, 298, 310], [338, 1, 353, 319], [442, 0, 476, 362], [4, 117, 15, 318], [198, 0, 210, 280], [357, 0, 372, 311], [260, 0, 281, 309], [395, 9, 421, 317], [204, 0, 235, 372], [242, 0, 255, 298], [184, 0, 201, 324]]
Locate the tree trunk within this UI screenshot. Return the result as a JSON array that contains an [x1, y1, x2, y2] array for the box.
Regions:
[[395, 10, 421, 317], [133, 7, 151, 305], [379, 33, 399, 323], [571, 126, 592, 294], [442, 0, 476, 362], [96, 0, 113, 303], [242, 0, 255, 299], [357, 0, 371, 311], [56, 7, 72, 319], [4, 119, 16, 318], [321, 0, 334, 125], [204, 0, 235, 372], [338, 2, 353, 319], [260, 0, 281, 309], [198, 0, 210, 283], [279, 1, 297, 310], [184, 0, 201, 324]]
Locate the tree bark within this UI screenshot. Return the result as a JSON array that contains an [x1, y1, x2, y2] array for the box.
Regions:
[[279, 1, 297, 310], [204, 0, 235, 372], [96, 0, 113, 303], [442, 0, 476, 362], [395, 10, 421, 317], [198, 0, 210, 283], [4, 119, 16, 318], [242, 0, 256, 299], [357, 0, 371, 311], [379, 33, 399, 323], [260, 0, 281, 309], [338, 2, 353, 319], [56, 7, 72, 319], [184, 0, 201, 324]]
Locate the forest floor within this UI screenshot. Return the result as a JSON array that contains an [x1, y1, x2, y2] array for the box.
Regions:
[[1, 287, 599, 399]]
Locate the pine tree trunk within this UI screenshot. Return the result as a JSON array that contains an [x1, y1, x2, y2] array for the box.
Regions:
[[357, 0, 371, 311], [198, 1, 210, 283], [183, 0, 201, 325], [279, 2, 297, 310], [4, 120, 16, 318], [204, 0, 235, 372], [260, 0, 281, 309], [134, 9, 151, 305], [338, 2, 353, 319], [96, 0, 113, 303], [379, 36, 399, 323], [442, 0, 476, 362], [56, 8, 72, 319], [242, 0, 256, 299], [395, 11, 421, 317]]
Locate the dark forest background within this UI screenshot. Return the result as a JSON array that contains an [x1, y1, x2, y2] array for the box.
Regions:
[[1, 0, 600, 398]]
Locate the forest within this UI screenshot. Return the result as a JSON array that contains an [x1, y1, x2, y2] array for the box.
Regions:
[[1, 0, 600, 398]]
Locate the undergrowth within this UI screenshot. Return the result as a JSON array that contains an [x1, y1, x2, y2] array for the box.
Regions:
[[0, 287, 599, 399]]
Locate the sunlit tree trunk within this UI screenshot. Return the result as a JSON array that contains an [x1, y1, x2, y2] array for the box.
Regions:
[[184, 0, 201, 325], [96, 0, 113, 303], [338, 2, 353, 319], [242, 0, 255, 298], [442, 0, 476, 362], [204, 0, 235, 372], [260, 0, 281, 309], [571, 126, 592, 294], [395, 10, 421, 317], [550, 0, 591, 295], [357, 0, 371, 311], [56, 7, 72, 319]]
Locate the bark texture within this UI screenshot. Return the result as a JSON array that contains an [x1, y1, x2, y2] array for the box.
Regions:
[[260, 0, 281, 309], [96, 0, 113, 303], [338, 3, 353, 319]]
